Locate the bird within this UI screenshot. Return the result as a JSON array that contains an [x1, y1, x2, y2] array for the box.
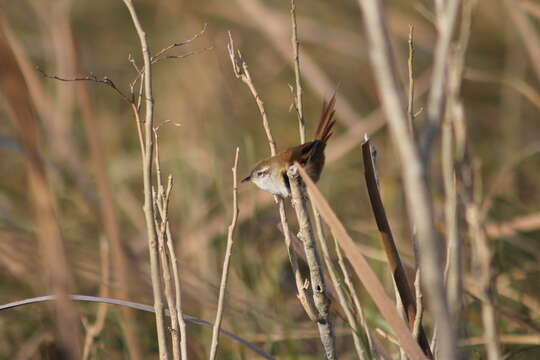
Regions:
[[241, 95, 336, 197]]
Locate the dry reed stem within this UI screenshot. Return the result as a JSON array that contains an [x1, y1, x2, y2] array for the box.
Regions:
[[121, 1, 169, 358], [442, 0, 474, 331], [407, 25, 416, 134], [227, 32, 317, 321], [290, 0, 305, 143], [505, 0, 540, 83], [209, 148, 240, 360], [298, 165, 428, 360], [313, 209, 370, 360], [0, 21, 82, 359], [486, 212, 540, 239], [355, 0, 456, 358], [464, 68, 540, 111], [421, 0, 461, 159], [287, 165, 336, 359]]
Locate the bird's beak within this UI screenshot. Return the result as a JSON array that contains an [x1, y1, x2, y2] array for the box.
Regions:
[[241, 175, 251, 183]]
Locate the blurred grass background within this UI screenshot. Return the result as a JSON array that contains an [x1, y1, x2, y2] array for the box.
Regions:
[[1, 0, 540, 358]]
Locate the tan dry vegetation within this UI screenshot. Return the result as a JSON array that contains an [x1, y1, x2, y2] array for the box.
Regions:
[[0, 0, 540, 359]]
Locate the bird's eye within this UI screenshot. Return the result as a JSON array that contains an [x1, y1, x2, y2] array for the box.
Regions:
[[257, 169, 268, 177]]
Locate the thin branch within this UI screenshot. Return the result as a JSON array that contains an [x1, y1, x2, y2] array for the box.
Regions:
[[209, 148, 240, 360], [121, 1, 169, 359], [36, 67, 131, 104], [152, 23, 208, 62], [290, 0, 305, 143], [287, 164, 336, 360], [227, 32, 276, 154], [151, 47, 213, 65]]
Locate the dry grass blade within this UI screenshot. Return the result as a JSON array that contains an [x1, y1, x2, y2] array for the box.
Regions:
[[297, 165, 428, 360]]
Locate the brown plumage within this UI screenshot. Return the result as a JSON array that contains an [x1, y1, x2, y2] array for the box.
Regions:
[[241, 95, 336, 197]]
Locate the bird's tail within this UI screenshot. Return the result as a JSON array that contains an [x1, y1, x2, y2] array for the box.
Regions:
[[314, 94, 336, 143]]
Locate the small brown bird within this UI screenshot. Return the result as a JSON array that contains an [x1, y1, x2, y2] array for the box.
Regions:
[[241, 95, 336, 197]]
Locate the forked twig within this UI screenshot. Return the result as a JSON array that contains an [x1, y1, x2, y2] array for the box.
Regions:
[[152, 23, 208, 62]]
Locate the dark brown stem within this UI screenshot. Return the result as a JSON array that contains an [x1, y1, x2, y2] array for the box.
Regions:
[[362, 138, 433, 359]]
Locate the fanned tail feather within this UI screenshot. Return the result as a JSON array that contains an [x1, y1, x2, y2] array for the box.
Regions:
[[314, 93, 336, 143]]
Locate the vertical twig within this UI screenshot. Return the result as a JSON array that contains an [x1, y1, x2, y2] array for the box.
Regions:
[[463, 160, 501, 360], [290, 0, 305, 143], [407, 25, 416, 135], [164, 197, 188, 360], [121, 1, 169, 359], [333, 237, 375, 356], [313, 208, 370, 360], [355, 0, 457, 358], [412, 269, 423, 340], [288, 165, 336, 360], [153, 135, 181, 360], [209, 148, 240, 360], [441, 0, 476, 346], [420, 0, 462, 160]]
